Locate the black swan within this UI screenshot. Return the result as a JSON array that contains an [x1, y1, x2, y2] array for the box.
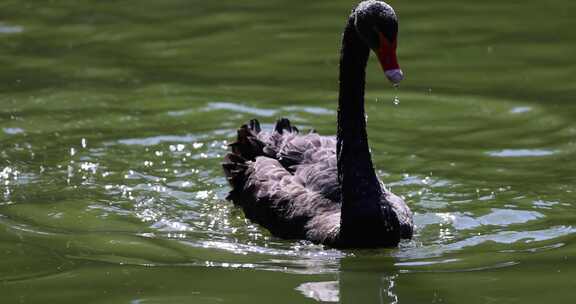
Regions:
[[222, 0, 413, 248]]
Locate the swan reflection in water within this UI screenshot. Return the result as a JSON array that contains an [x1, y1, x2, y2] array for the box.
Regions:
[[296, 257, 399, 304]]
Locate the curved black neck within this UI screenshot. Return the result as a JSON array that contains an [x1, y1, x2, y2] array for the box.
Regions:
[[337, 17, 383, 214]]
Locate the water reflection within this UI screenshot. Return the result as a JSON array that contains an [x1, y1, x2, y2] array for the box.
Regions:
[[297, 257, 400, 304], [297, 281, 339, 302]]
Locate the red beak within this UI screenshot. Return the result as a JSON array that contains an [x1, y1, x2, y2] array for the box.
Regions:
[[376, 32, 403, 84]]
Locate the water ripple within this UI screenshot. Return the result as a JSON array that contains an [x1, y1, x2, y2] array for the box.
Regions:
[[487, 149, 558, 157], [398, 225, 576, 260]]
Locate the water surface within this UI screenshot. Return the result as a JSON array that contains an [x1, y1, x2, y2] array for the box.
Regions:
[[1, 0, 575, 303]]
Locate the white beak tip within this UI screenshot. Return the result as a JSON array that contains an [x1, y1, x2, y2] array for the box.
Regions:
[[385, 69, 404, 84]]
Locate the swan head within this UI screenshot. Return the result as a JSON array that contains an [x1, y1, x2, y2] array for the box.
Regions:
[[353, 1, 403, 84]]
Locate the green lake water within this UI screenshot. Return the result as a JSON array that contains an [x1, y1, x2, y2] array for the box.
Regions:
[[1, 0, 575, 302]]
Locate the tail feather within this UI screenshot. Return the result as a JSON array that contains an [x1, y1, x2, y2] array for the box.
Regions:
[[228, 120, 264, 161], [222, 153, 248, 200], [223, 117, 299, 201], [249, 118, 261, 133], [274, 118, 298, 134], [223, 119, 266, 200]]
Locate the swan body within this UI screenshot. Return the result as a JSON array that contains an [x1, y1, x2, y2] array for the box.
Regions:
[[223, 1, 413, 248]]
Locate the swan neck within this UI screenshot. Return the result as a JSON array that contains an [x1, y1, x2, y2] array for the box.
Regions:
[[337, 17, 382, 206]]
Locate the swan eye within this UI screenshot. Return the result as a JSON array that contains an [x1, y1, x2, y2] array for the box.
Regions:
[[354, 16, 380, 50]]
